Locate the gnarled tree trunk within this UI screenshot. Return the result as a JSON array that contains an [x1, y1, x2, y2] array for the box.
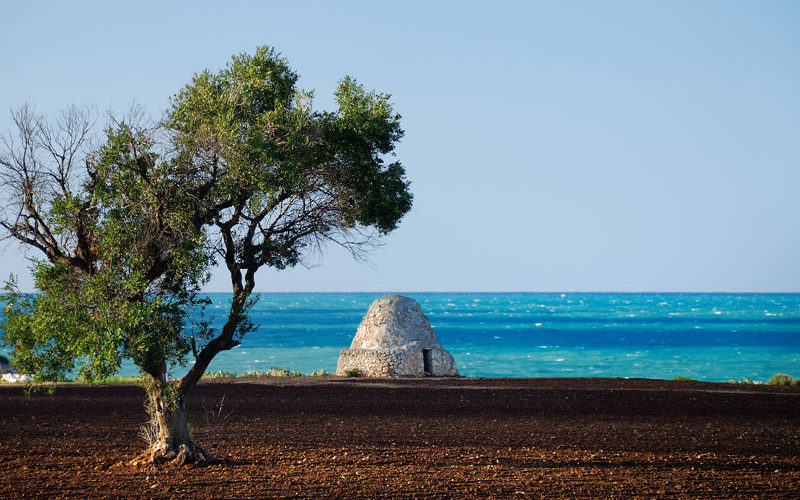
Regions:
[[132, 375, 214, 466], [131, 287, 249, 467]]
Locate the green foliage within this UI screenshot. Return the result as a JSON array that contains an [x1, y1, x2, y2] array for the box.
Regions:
[[728, 378, 762, 385], [309, 369, 329, 377], [2, 272, 81, 382], [345, 368, 360, 377], [767, 373, 800, 386], [262, 367, 303, 377], [329, 77, 412, 234], [202, 367, 305, 379], [168, 45, 412, 272], [202, 370, 239, 379], [2, 260, 203, 384], [672, 376, 695, 382]]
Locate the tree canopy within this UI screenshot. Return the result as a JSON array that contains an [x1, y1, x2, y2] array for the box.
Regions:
[[0, 46, 412, 464]]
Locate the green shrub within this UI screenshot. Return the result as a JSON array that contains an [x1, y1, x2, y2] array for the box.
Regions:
[[310, 369, 329, 377], [203, 370, 237, 379], [345, 368, 360, 377], [263, 367, 303, 377], [672, 376, 695, 382], [202, 370, 239, 379], [728, 378, 762, 385], [767, 373, 799, 386], [203, 368, 304, 379]]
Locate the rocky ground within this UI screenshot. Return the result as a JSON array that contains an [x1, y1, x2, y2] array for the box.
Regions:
[[1, 377, 798, 498]]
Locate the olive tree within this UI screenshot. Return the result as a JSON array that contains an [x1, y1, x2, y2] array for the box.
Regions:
[[0, 47, 412, 465]]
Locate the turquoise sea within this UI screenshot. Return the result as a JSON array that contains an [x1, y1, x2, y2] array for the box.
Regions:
[[3, 293, 799, 382], [184, 293, 799, 382]]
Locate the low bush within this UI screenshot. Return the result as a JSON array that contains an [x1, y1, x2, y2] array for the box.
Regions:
[[767, 373, 800, 386], [672, 376, 695, 382], [203, 370, 238, 379], [263, 367, 303, 377], [345, 368, 360, 377], [203, 368, 303, 379], [728, 378, 762, 385]]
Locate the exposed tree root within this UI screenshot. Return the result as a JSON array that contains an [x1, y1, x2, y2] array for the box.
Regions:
[[130, 442, 215, 467]]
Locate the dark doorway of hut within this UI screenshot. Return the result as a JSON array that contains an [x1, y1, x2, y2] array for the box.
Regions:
[[422, 349, 432, 376]]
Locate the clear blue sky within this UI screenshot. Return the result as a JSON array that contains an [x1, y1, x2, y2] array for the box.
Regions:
[[1, 0, 798, 292]]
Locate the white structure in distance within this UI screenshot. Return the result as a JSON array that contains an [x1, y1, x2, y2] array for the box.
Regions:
[[336, 295, 459, 378]]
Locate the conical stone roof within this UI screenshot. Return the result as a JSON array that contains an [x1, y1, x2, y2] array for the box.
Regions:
[[349, 295, 442, 350]]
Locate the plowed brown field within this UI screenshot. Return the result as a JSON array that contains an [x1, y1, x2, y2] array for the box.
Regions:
[[1, 377, 798, 498]]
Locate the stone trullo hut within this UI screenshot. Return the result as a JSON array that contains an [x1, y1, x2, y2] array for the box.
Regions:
[[336, 295, 459, 377]]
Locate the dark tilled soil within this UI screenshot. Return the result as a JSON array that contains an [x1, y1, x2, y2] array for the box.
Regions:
[[1, 377, 799, 498]]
